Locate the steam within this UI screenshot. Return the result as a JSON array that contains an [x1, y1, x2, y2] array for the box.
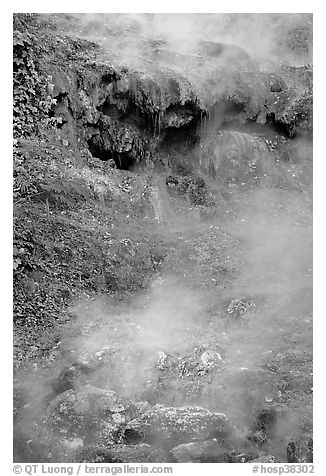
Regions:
[[14, 13, 313, 462], [46, 13, 312, 71], [15, 181, 312, 453]]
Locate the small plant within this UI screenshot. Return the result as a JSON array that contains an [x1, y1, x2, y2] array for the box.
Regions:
[[13, 223, 35, 278], [40, 176, 93, 209]]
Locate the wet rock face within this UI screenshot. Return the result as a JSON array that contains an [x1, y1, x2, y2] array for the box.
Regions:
[[80, 66, 203, 168], [199, 130, 278, 187], [198, 129, 304, 190], [46, 40, 312, 173], [73, 444, 168, 463], [48, 60, 204, 169], [122, 405, 235, 449]]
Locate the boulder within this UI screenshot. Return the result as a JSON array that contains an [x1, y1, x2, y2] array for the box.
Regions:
[[46, 385, 140, 444], [122, 405, 235, 449], [200, 350, 223, 367], [171, 440, 226, 463]]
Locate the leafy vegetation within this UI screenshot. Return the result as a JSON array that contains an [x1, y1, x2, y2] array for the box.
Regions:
[[13, 15, 59, 139]]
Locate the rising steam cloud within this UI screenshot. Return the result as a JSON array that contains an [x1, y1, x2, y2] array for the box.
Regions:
[[14, 12, 313, 463]]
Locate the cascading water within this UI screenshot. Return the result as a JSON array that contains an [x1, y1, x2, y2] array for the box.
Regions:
[[13, 12, 313, 465]]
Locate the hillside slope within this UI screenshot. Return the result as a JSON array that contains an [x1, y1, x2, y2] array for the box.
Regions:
[[13, 13, 312, 464]]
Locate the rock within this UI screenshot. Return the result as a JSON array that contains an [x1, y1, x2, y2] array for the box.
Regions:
[[73, 444, 167, 463], [46, 385, 140, 444], [171, 440, 226, 463], [265, 351, 313, 394], [246, 430, 267, 446], [51, 365, 87, 395], [165, 174, 209, 206], [269, 75, 286, 92], [225, 449, 259, 463], [156, 351, 169, 370], [155, 351, 178, 371], [264, 395, 274, 403], [287, 437, 313, 463], [122, 405, 235, 449], [48, 68, 70, 98], [133, 401, 151, 415], [172, 437, 258, 463], [107, 158, 117, 168], [14, 422, 82, 463], [51, 349, 110, 394], [162, 109, 193, 128], [226, 297, 256, 319], [84, 65, 203, 167], [246, 405, 288, 447], [200, 350, 223, 367], [267, 87, 312, 136], [15, 385, 152, 463], [253, 405, 288, 437], [199, 131, 282, 188], [251, 455, 276, 463]]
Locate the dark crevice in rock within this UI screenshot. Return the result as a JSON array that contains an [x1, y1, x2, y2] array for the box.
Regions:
[[87, 135, 134, 169], [101, 71, 119, 85], [266, 113, 297, 138], [160, 122, 200, 156], [99, 102, 149, 132]]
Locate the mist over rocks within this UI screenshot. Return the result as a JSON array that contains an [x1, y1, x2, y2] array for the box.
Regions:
[[13, 13, 313, 464], [28, 12, 312, 172], [46, 386, 141, 442]]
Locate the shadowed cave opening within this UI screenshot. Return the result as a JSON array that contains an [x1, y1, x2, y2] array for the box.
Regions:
[[87, 134, 136, 170]]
